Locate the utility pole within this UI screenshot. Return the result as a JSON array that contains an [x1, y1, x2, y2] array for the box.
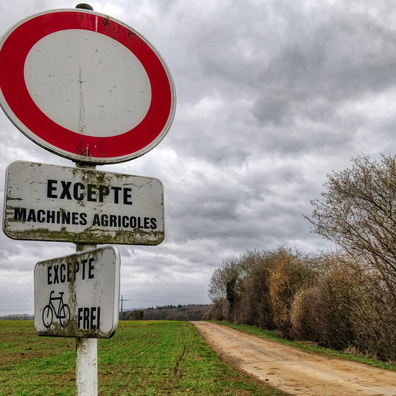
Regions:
[[120, 295, 130, 320]]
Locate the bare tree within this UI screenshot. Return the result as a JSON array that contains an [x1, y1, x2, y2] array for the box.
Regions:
[[208, 257, 239, 301], [208, 252, 258, 302], [306, 154, 396, 298]]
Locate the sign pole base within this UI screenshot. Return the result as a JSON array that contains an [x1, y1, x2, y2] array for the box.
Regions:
[[76, 338, 98, 395]]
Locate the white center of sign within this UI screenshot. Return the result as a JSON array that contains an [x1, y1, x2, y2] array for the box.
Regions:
[[24, 30, 152, 137]]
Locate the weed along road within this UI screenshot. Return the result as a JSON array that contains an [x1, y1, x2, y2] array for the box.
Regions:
[[193, 322, 396, 396]]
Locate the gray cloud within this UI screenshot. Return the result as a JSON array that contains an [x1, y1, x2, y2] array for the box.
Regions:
[[1, 1, 396, 314]]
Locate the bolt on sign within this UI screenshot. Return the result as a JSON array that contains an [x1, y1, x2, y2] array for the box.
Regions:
[[34, 245, 120, 338], [3, 161, 164, 245]]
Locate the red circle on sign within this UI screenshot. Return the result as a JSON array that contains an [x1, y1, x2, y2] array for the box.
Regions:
[[0, 10, 176, 163]]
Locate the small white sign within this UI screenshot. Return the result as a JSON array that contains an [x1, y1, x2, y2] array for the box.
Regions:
[[3, 161, 164, 245], [34, 246, 120, 338]]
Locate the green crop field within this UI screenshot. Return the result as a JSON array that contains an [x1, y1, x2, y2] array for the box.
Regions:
[[0, 320, 285, 396]]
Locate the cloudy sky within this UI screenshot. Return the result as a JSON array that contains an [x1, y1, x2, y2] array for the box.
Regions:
[[1, 0, 396, 316]]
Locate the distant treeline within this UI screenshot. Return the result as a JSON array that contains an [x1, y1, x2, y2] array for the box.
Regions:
[[204, 248, 396, 364], [0, 314, 33, 320], [125, 304, 211, 321]]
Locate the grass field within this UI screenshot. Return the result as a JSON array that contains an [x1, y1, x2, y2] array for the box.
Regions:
[[0, 320, 285, 396]]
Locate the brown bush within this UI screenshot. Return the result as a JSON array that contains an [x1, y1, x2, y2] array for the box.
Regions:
[[313, 262, 360, 349], [239, 262, 275, 328], [203, 298, 229, 321], [291, 286, 323, 342], [349, 277, 396, 363], [268, 248, 317, 338]]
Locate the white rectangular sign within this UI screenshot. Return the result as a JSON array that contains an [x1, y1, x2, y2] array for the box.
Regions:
[[34, 246, 120, 338], [3, 161, 164, 245]]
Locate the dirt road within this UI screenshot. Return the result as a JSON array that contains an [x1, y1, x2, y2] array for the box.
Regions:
[[192, 321, 396, 396]]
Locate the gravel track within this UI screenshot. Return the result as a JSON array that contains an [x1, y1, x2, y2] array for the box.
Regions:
[[192, 321, 396, 396]]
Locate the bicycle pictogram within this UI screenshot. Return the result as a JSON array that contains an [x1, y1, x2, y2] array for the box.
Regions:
[[42, 291, 70, 328]]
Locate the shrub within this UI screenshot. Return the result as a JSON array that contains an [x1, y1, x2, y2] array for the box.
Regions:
[[349, 276, 396, 362], [268, 248, 317, 338], [291, 286, 323, 342], [203, 298, 229, 321], [237, 260, 274, 329]]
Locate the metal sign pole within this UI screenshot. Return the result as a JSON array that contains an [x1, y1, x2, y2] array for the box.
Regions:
[[75, 160, 98, 396], [75, 242, 98, 396], [75, 242, 98, 395], [76, 337, 98, 395]]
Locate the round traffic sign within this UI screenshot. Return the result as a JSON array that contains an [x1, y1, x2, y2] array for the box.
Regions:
[[0, 9, 176, 164]]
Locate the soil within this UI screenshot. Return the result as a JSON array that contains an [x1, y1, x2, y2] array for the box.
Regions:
[[192, 321, 396, 396]]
